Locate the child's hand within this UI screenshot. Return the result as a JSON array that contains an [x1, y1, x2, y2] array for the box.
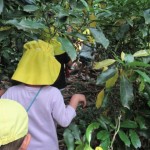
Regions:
[[69, 94, 86, 110], [0, 89, 5, 96]]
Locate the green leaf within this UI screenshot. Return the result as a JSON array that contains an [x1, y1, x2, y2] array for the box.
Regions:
[[69, 123, 81, 140], [86, 122, 99, 144], [118, 130, 131, 147], [23, 5, 39, 12], [121, 120, 138, 129], [24, 0, 36, 4], [0, 31, 10, 42], [80, 0, 89, 11], [100, 138, 110, 150], [93, 59, 116, 70], [126, 17, 133, 27], [133, 49, 150, 57], [129, 130, 141, 149], [0, 0, 4, 14], [75, 144, 85, 150], [97, 118, 108, 130], [6, 19, 46, 31], [138, 129, 150, 139], [63, 128, 75, 150], [124, 54, 134, 63], [148, 100, 150, 107], [97, 130, 110, 141], [135, 116, 147, 129], [90, 28, 109, 49], [96, 89, 104, 109], [57, 37, 77, 61], [19, 19, 46, 30], [96, 68, 117, 85], [144, 9, 150, 24], [84, 143, 93, 150], [5, 19, 19, 28], [101, 93, 109, 108], [128, 61, 150, 68], [116, 24, 130, 40], [99, 115, 111, 125], [73, 33, 87, 41], [135, 70, 150, 84], [106, 70, 118, 88], [120, 75, 134, 109]]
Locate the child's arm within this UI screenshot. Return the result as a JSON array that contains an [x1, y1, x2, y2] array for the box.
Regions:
[[69, 94, 86, 110]]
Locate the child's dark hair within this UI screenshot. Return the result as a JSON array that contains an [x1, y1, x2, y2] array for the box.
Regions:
[[0, 136, 25, 150]]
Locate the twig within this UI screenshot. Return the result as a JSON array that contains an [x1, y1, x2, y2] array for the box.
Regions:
[[109, 113, 122, 150]]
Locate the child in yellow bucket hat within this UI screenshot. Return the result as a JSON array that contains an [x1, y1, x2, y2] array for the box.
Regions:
[[1, 39, 86, 150], [50, 38, 72, 90], [0, 99, 31, 150]]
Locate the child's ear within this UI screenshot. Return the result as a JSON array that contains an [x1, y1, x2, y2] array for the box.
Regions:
[[19, 134, 31, 150]]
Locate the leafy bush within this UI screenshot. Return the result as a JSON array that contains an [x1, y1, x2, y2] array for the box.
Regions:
[[0, 0, 150, 149]]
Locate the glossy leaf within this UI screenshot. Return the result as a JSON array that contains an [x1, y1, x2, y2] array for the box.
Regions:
[[118, 130, 131, 147], [128, 61, 150, 68], [106, 70, 118, 88], [129, 130, 141, 148], [96, 68, 117, 85], [93, 59, 116, 70], [75, 144, 84, 150], [80, 0, 89, 11], [100, 138, 110, 150], [124, 54, 134, 63], [101, 93, 109, 108], [89, 13, 97, 27], [23, 5, 39, 12], [0, 0, 3, 14], [135, 70, 150, 84], [90, 28, 109, 49], [99, 116, 114, 127], [84, 143, 93, 150], [24, 0, 35, 4], [19, 19, 46, 30], [96, 89, 104, 109], [69, 123, 81, 140], [133, 49, 150, 57], [97, 118, 108, 130], [139, 79, 145, 92], [121, 51, 125, 61], [97, 130, 110, 141], [6, 19, 46, 30], [86, 122, 99, 144], [121, 120, 138, 129], [144, 9, 150, 24], [135, 116, 147, 129], [116, 24, 130, 40], [58, 37, 77, 61], [120, 75, 134, 109], [126, 17, 134, 27], [63, 129, 75, 150]]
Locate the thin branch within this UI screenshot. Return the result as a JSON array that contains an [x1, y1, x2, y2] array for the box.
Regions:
[[109, 113, 122, 150]]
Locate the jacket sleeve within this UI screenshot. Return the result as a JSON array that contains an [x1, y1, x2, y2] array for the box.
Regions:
[[51, 90, 76, 127]]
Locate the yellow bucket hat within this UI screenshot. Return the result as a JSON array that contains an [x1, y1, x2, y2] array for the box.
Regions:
[[49, 38, 65, 56], [12, 40, 61, 85], [0, 99, 28, 145]]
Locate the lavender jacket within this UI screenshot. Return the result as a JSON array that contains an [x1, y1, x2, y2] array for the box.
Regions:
[[1, 84, 76, 150]]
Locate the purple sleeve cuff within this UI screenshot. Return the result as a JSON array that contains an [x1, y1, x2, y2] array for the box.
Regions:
[[66, 105, 76, 118]]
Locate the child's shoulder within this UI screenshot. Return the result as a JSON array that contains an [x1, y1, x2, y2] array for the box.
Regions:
[[46, 86, 61, 93], [7, 84, 23, 91]]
